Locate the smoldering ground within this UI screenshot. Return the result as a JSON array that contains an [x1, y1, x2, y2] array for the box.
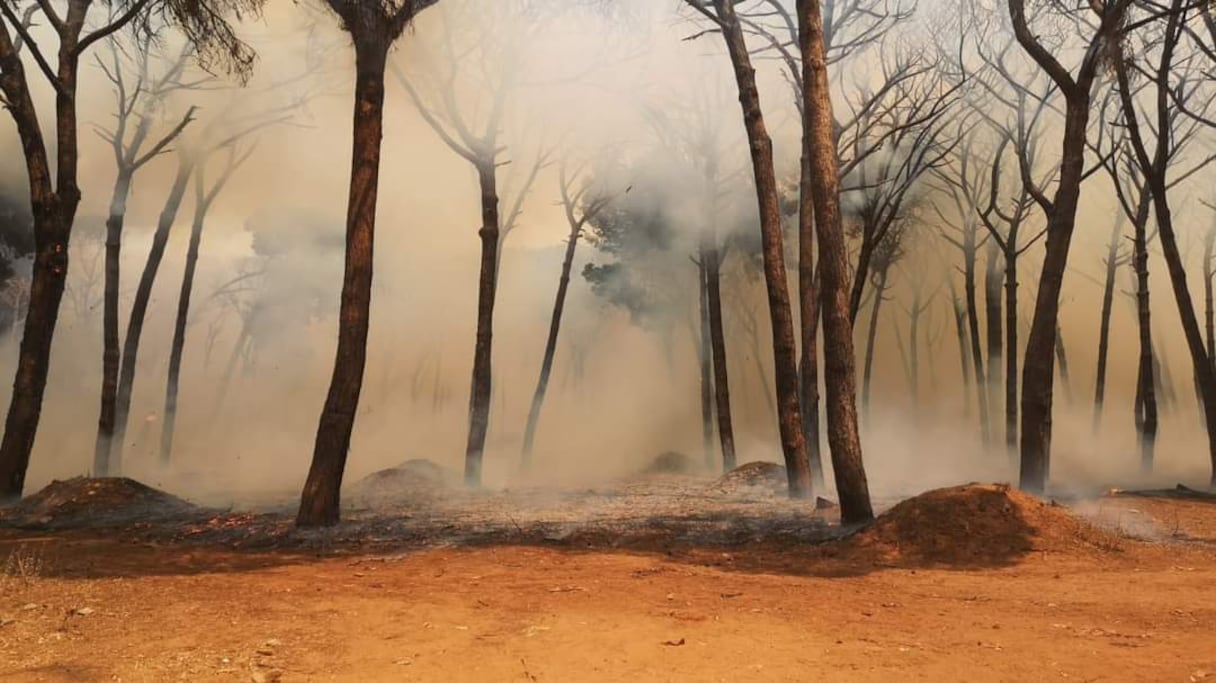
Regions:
[[0, 0, 1212, 521]]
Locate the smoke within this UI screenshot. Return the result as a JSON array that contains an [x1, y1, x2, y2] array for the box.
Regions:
[[0, 0, 1211, 508]]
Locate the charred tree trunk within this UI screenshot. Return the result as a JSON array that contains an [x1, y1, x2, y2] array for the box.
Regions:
[[1205, 225, 1216, 377], [698, 258, 715, 468], [1019, 98, 1092, 493], [94, 170, 132, 475], [950, 283, 972, 415], [520, 215, 582, 469], [1054, 322, 1073, 405], [296, 38, 390, 527], [464, 161, 501, 487], [715, 0, 812, 498], [798, 62, 824, 490], [1092, 216, 1123, 430], [963, 230, 991, 443], [862, 269, 888, 420], [985, 240, 1004, 443], [108, 159, 193, 472], [1004, 246, 1018, 452], [798, 0, 873, 521], [848, 239, 872, 324], [1131, 191, 1157, 472], [704, 238, 736, 471], [161, 172, 227, 463], [0, 17, 83, 500]]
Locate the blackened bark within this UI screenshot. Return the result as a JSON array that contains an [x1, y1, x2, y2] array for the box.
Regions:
[[0, 13, 84, 500], [950, 283, 972, 415], [798, 0, 873, 521], [520, 213, 582, 469], [109, 159, 193, 471], [848, 240, 872, 324], [985, 240, 1004, 443], [1113, 40, 1207, 482], [963, 230, 990, 443], [161, 171, 227, 463], [1019, 99, 1091, 493], [1010, 0, 1128, 493], [698, 258, 715, 468], [798, 67, 824, 489], [861, 268, 887, 420], [464, 161, 501, 487], [1004, 246, 1018, 452], [297, 39, 389, 527], [1092, 217, 1122, 430], [95, 171, 132, 475], [1130, 190, 1157, 471], [704, 237, 736, 471], [1206, 226, 1216, 383], [714, 0, 812, 497]]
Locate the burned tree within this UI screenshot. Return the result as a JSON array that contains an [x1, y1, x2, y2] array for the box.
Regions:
[[519, 162, 611, 470], [682, 0, 814, 500], [393, 0, 546, 487], [0, 0, 260, 500], [1113, 0, 1216, 482], [92, 38, 198, 476], [1008, 0, 1134, 492], [297, 0, 440, 528], [796, 0, 873, 520], [159, 143, 255, 463]]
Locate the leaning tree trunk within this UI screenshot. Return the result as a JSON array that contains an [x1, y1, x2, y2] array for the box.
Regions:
[[161, 175, 223, 463], [1020, 98, 1091, 493], [464, 160, 502, 487], [297, 40, 389, 527], [715, 0, 812, 498], [0, 31, 82, 500], [94, 170, 133, 476], [109, 159, 193, 472], [698, 258, 715, 468], [963, 233, 990, 444], [1092, 215, 1123, 431], [985, 240, 1004, 443], [520, 217, 582, 470], [704, 237, 737, 471], [798, 0, 873, 521], [1131, 191, 1157, 472], [848, 237, 873, 324], [862, 268, 888, 420]]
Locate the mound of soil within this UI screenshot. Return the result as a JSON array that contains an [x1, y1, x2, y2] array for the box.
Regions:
[[850, 483, 1118, 565], [1, 477, 199, 529], [709, 461, 788, 496], [641, 451, 698, 476], [347, 459, 453, 507]]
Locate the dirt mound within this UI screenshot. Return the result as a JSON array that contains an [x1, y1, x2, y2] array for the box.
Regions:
[[347, 459, 454, 507], [1, 477, 199, 529], [850, 483, 1119, 565], [641, 451, 698, 476], [709, 461, 788, 496]]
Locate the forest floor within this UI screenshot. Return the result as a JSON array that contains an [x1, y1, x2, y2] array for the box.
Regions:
[[0, 466, 1215, 682]]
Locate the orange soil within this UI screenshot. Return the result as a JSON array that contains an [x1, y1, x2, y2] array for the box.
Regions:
[[0, 494, 1214, 682]]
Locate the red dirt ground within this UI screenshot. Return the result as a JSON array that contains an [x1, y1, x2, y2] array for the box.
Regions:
[[0, 483, 1214, 682]]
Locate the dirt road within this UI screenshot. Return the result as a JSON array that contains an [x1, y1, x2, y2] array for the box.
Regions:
[[1, 523, 1214, 682]]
